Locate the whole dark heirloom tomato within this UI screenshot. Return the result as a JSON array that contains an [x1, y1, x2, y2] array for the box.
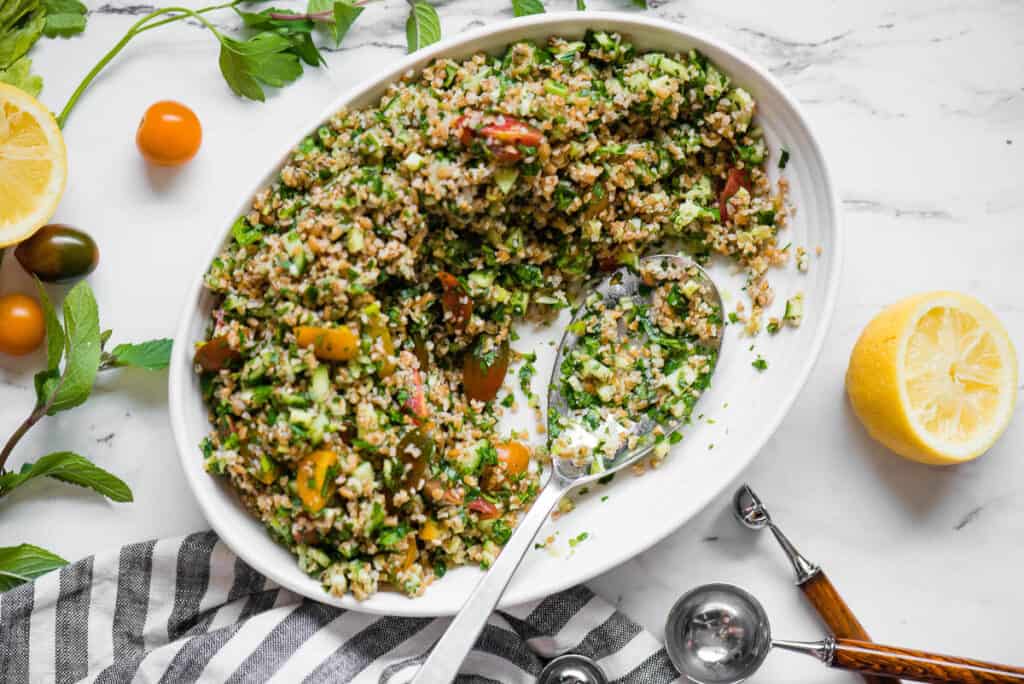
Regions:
[[15, 224, 99, 284]]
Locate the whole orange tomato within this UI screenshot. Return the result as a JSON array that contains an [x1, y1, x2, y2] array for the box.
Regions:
[[0, 293, 45, 356], [136, 101, 202, 166]]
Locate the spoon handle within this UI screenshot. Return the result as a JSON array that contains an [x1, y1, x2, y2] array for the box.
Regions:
[[800, 570, 873, 639], [411, 482, 564, 684], [832, 638, 1024, 683]]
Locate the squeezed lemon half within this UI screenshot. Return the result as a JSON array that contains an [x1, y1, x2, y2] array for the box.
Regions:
[[846, 292, 1017, 465], [0, 83, 67, 247]]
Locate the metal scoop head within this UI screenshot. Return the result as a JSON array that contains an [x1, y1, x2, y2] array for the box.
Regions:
[[732, 483, 771, 530], [664, 583, 773, 684]]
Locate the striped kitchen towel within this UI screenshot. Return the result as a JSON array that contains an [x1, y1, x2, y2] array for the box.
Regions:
[[0, 531, 680, 683]]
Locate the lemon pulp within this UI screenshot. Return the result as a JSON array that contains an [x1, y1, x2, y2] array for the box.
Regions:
[[0, 84, 67, 246]]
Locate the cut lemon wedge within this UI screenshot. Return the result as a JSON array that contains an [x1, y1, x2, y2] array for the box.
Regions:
[[847, 292, 1017, 465], [0, 83, 67, 247]]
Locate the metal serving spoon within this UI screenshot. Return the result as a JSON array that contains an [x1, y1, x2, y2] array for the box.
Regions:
[[411, 255, 725, 684], [732, 484, 888, 684], [664, 583, 1024, 684]]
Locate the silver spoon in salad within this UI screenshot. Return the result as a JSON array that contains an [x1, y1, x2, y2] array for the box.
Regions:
[[412, 254, 725, 684]]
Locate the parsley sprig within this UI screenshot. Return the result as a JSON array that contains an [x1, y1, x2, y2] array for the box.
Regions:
[[54, 0, 446, 129]]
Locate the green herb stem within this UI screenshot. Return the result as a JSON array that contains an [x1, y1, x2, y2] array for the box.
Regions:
[[55, 5, 231, 129], [0, 408, 41, 474]]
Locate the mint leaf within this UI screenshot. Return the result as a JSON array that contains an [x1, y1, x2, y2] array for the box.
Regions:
[[405, 1, 440, 53], [35, 279, 63, 371], [0, 56, 41, 95], [512, 0, 545, 16], [576, 0, 585, 8], [0, 544, 67, 591], [47, 280, 101, 414], [0, 451, 133, 502], [110, 339, 173, 370], [330, 0, 362, 47], [42, 0, 87, 38]]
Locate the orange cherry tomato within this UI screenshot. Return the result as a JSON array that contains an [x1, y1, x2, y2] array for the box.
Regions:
[[136, 100, 202, 166], [0, 294, 45, 356], [497, 441, 531, 476]]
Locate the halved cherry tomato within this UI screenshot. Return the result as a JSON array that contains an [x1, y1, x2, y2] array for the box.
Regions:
[[136, 100, 202, 166], [295, 325, 358, 362], [397, 427, 435, 490], [413, 336, 431, 369], [450, 115, 474, 145], [404, 368, 429, 420], [403, 535, 419, 568], [497, 441, 531, 476], [296, 449, 339, 513], [195, 336, 239, 372], [0, 294, 44, 356], [365, 318, 396, 377], [438, 272, 472, 328], [468, 499, 501, 519], [718, 167, 752, 222], [453, 114, 544, 163], [480, 117, 544, 146], [462, 339, 509, 402], [419, 519, 442, 542]]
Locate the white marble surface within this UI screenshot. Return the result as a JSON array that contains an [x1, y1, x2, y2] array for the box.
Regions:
[[2, 0, 1023, 680]]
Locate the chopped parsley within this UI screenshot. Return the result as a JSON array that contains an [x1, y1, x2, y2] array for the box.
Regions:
[[778, 148, 790, 169], [752, 356, 768, 371], [568, 532, 589, 548]]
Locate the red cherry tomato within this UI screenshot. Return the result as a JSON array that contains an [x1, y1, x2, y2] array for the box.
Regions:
[[136, 100, 202, 166]]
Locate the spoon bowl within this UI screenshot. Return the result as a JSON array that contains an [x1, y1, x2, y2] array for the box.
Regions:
[[665, 583, 772, 684], [547, 254, 725, 484]]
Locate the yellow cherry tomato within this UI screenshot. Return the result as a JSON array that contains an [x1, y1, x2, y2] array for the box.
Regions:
[[497, 441, 531, 476], [295, 449, 339, 513], [0, 293, 45, 356], [295, 325, 358, 362], [136, 101, 202, 166]]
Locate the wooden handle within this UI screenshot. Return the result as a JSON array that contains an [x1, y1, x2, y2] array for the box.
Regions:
[[833, 638, 1024, 683], [800, 571, 890, 684]]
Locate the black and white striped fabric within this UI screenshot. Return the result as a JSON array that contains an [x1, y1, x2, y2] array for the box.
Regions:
[[0, 532, 680, 683]]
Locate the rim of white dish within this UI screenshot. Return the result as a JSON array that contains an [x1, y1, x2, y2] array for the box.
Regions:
[[169, 10, 843, 617]]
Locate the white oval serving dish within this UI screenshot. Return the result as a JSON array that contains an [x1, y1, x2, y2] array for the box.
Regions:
[[169, 11, 841, 617]]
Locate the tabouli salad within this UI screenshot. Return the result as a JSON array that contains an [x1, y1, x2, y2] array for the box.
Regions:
[[195, 31, 792, 600]]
